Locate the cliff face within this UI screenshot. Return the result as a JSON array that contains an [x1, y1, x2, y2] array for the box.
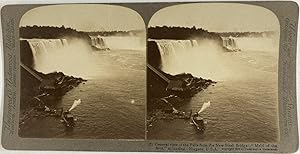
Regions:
[[20, 40, 34, 68], [19, 26, 90, 110], [20, 67, 43, 110], [147, 41, 161, 68]]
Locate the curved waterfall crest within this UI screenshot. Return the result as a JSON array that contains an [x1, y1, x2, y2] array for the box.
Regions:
[[151, 39, 201, 76], [27, 39, 68, 61], [25, 38, 69, 72], [152, 39, 198, 56], [151, 38, 231, 80]]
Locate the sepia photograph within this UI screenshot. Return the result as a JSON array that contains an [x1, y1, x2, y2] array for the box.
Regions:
[[18, 4, 146, 139], [146, 3, 280, 142], [0, 1, 299, 152]]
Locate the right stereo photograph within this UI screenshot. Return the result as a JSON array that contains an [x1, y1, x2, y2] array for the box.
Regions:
[[146, 3, 280, 142]]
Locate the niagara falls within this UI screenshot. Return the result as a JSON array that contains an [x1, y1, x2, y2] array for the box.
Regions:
[[146, 2, 280, 143], [18, 4, 146, 139]]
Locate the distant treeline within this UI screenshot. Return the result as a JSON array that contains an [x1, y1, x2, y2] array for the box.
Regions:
[[20, 25, 143, 41], [20, 25, 90, 40], [148, 26, 222, 41], [87, 30, 144, 36], [218, 31, 277, 37]]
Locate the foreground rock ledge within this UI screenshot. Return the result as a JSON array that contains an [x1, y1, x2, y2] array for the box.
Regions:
[[147, 72, 216, 127], [19, 71, 87, 128]]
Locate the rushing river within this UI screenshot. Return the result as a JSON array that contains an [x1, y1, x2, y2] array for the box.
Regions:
[[20, 45, 146, 139], [19, 36, 279, 142], [147, 37, 279, 142]]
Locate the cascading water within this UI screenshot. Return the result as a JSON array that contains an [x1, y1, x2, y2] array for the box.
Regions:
[[153, 36, 278, 81], [26, 38, 99, 78], [153, 39, 198, 73], [153, 39, 235, 80], [21, 37, 146, 139], [149, 36, 279, 142], [89, 35, 108, 50], [27, 39, 68, 70], [90, 35, 145, 50], [222, 36, 238, 51]]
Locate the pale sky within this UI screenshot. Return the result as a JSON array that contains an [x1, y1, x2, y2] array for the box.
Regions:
[[149, 3, 280, 32], [20, 4, 145, 32]]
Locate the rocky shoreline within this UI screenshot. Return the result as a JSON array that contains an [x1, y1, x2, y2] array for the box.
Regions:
[[19, 70, 86, 129], [147, 71, 216, 128]]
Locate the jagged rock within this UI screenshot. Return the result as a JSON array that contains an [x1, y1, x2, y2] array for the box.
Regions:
[[166, 73, 216, 98], [19, 71, 86, 129], [38, 71, 86, 97], [147, 71, 216, 127]]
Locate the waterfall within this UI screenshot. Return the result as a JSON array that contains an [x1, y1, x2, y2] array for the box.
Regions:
[[28, 39, 66, 53], [90, 35, 144, 50], [28, 39, 67, 66], [222, 36, 239, 51], [153, 39, 230, 80], [25, 38, 101, 78], [89, 35, 108, 50], [26, 39, 68, 72], [24, 38, 107, 78], [152, 36, 278, 81], [153, 39, 198, 74], [154, 39, 197, 56]]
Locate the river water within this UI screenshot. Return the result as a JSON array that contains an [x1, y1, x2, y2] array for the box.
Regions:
[[147, 37, 279, 142], [19, 36, 279, 142], [20, 49, 146, 139]]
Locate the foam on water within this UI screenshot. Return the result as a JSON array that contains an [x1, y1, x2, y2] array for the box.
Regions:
[[154, 36, 279, 81], [148, 36, 279, 142]]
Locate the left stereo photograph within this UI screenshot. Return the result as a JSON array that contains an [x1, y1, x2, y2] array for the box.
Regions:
[[18, 4, 146, 139]]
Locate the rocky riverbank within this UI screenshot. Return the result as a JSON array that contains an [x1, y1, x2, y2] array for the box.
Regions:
[[147, 70, 216, 127], [19, 70, 86, 129]]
